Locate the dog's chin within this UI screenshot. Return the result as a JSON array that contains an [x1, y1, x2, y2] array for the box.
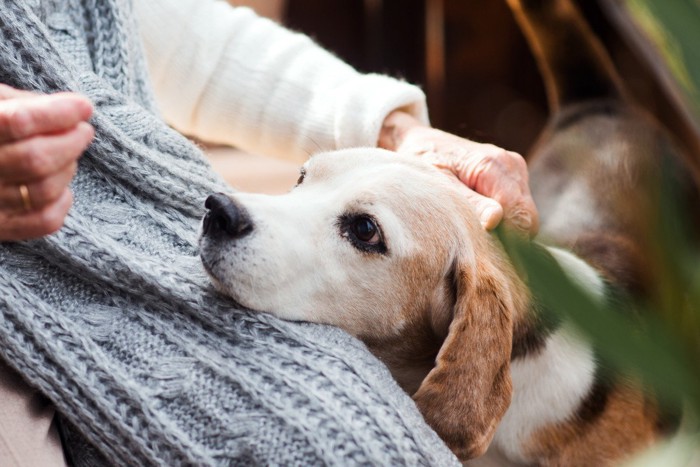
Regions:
[[199, 256, 262, 313], [200, 248, 237, 295], [205, 271, 263, 312], [199, 239, 270, 314], [199, 248, 220, 283], [202, 268, 227, 294]]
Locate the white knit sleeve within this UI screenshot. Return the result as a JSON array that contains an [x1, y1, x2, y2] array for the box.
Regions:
[[134, 0, 429, 161]]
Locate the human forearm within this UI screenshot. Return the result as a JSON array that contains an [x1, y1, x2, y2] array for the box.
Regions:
[[135, 0, 428, 161]]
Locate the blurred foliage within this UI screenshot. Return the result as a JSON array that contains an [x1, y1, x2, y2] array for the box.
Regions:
[[499, 225, 698, 411], [626, 6, 700, 452], [626, 0, 700, 119], [497, 179, 700, 463], [497, 169, 700, 464]]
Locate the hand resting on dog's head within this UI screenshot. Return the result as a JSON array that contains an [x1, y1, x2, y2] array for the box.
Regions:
[[378, 109, 539, 236]]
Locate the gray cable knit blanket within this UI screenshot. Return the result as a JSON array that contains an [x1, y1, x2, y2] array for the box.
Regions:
[[0, 0, 458, 464]]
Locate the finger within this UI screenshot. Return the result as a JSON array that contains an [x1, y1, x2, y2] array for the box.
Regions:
[[447, 153, 537, 233], [0, 162, 78, 212], [503, 195, 539, 236], [0, 84, 35, 100], [486, 177, 539, 235], [0, 188, 73, 241], [0, 122, 94, 182], [0, 92, 93, 143], [459, 150, 539, 235], [462, 188, 504, 230], [475, 177, 534, 235]]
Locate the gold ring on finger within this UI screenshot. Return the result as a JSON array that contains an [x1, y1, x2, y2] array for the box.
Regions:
[[19, 184, 32, 211]]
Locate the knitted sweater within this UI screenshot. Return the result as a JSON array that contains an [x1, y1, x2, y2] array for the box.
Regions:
[[0, 0, 457, 465]]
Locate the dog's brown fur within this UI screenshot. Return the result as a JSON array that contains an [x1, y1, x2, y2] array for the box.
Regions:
[[523, 382, 662, 465], [411, 254, 524, 460]]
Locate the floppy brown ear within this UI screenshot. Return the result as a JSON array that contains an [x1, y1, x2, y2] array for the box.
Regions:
[[413, 258, 514, 460]]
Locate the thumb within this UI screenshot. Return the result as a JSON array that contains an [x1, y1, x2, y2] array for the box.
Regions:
[[463, 189, 504, 230]]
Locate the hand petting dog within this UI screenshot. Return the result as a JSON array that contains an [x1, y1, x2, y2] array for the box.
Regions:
[[379, 109, 538, 235], [0, 84, 94, 242]]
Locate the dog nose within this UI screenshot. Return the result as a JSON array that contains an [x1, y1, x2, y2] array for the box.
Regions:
[[203, 193, 253, 239]]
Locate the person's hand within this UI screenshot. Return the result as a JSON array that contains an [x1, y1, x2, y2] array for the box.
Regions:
[[0, 84, 94, 242], [378, 110, 538, 235]]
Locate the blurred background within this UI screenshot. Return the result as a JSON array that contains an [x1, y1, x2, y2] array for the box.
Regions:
[[214, 0, 700, 196]]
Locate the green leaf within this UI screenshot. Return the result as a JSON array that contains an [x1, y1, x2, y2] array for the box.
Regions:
[[496, 227, 700, 416]]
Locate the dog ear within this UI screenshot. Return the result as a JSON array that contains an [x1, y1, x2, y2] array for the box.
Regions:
[[413, 257, 514, 460]]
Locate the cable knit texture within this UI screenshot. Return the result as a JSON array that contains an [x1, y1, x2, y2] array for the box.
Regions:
[[0, 0, 457, 465]]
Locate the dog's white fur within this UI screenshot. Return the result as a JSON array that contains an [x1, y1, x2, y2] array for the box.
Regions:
[[492, 248, 604, 463]]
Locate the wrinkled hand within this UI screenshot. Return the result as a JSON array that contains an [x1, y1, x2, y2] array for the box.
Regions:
[[378, 110, 538, 235], [0, 84, 94, 242]]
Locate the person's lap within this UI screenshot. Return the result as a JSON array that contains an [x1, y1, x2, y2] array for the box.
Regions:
[[0, 358, 66, 466]]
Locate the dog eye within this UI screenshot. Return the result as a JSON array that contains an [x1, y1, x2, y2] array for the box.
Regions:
[[351, 217, 380, 244], [339, 214, 387, 254], [296, 168, 306, 186]]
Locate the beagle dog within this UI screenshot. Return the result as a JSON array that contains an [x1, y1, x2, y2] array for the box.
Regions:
[[199, 0, 697, 464]]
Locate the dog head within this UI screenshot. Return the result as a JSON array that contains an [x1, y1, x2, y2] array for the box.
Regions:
[[199, 148, 522, 459]]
